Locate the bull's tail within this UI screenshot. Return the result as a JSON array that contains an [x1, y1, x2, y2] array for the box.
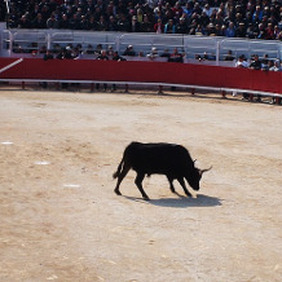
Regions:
[[113, 157, 125, 179]]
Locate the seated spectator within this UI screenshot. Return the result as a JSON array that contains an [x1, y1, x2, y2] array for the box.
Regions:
[[160, 49, 171, 60], [64, 46, 75, 60], [130, 15, 141, 32], [97, 15, 108, 31], [176, 17, 188, 34], [261, 54, 269, 70], [141, 14, 154, 32], [32, 13, 46, 29], [59, 14, 69, 29], [235, 22, 246, 37], [117, 14, 130, 32], [41, 49, 54, 88], [147, 47, 158, 60], [4, 0, 281, 42], [85, 44, 95, 55], [123, 45, 136, 56], [111, 51, 126, 92], [269, 60, 281, 72], [224, 50, 235, 61], [235, 55, 249, 68], [96, 50, 109, 91], [249, 54, 262, 102], [249, 54, 262, 70], [46, 13, 59, 29], [164, 19, 176, 34], [95, 44, 103, 56], [225, 22, 236, 37], [108, 15, 119, 31], [168, 48, 184, 63], [18, 15, 31, 29], [154, 19, 164, 34], [43, 50, 53, 61]]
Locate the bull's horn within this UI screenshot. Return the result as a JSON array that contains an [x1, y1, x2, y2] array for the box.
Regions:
[[200, 166, 212, 175]]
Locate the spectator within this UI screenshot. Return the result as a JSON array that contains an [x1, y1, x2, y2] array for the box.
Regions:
[[130, 15, 142, 32], [168, 48, 184, 63], [96, 49, 109, 91], [95, 44, 103, 56], [123, 45, 136, 56], [18, 15, 31, 29], [59, 13, 69, 29], [108, 15, 119, 31], [203, 4, 213, 18], [235, 54, 249, 99], [147, 47, 158, 60], [160, 48, 171, 60], [249, 54, 262, 101], [224, 50, 235, 61], [249, 54, 262, 70], [235, 54, 249, 68], [43, 49, 54, 61], [41, 49, 54, 88], [46, 13, 59, 29], [176, 17, 188, 34], [85, 44, 95, 55], [141, 14, 154, 32], [5, 0, 282, 42], [235, 22, 246, 37], [265, 22, 274, 40], [64, 46, 75, 60], [269, 60, 281, 72], [111, 51, 126, 92], [225, 22, 236, 37], [261, 54, 269, 70], [154, 18, 164, 34], [164, 19, 176, 33], [117, 14, 130, 32], [97, 15, 108, 31], [32, 13, 46, 29]]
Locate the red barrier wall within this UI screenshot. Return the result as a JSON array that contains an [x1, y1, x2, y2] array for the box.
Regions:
[[0, 58, 281, 94]]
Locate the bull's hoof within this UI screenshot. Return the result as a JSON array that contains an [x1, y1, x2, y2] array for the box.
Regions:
[[143, 196, 150, 201], [114, 189, 122, 196]]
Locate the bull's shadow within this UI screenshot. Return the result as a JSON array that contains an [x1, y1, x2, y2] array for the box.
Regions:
[[125, 194, 222, 208]]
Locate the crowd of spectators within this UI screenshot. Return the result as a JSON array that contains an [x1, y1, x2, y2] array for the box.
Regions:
[[3, 0, 281, 40]]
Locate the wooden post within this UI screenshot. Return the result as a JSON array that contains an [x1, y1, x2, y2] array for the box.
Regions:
[[158, 85, 163, 95], [91, 83, 94, 92], [124, 84, 129, 93]]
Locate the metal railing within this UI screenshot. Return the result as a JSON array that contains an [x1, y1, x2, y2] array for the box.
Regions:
[[1, 28, 281, 64]]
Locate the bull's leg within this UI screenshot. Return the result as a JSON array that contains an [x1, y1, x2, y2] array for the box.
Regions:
[[135, 172, 149, 200], [166, 176, 176, 193], [177, 177, 192, 197], [114, 165, 131, 196]]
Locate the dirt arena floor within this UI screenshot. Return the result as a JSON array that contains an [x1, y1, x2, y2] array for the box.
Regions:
[[0, 88, 281, 281]]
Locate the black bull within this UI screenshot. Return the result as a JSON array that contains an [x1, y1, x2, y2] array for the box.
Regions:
[[113, 142, 212, 200]]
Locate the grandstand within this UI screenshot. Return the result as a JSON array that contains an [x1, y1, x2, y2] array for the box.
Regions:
[[0, 1, 281, 103]]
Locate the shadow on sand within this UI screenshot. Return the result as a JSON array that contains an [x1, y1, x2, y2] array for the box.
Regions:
[[124, 194, 222, 208]]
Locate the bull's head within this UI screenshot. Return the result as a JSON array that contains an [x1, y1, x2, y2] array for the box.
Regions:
[[187, 165, 212, 191]]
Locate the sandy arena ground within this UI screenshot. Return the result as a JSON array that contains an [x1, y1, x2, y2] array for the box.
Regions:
[[0, 88, 281, 281]]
